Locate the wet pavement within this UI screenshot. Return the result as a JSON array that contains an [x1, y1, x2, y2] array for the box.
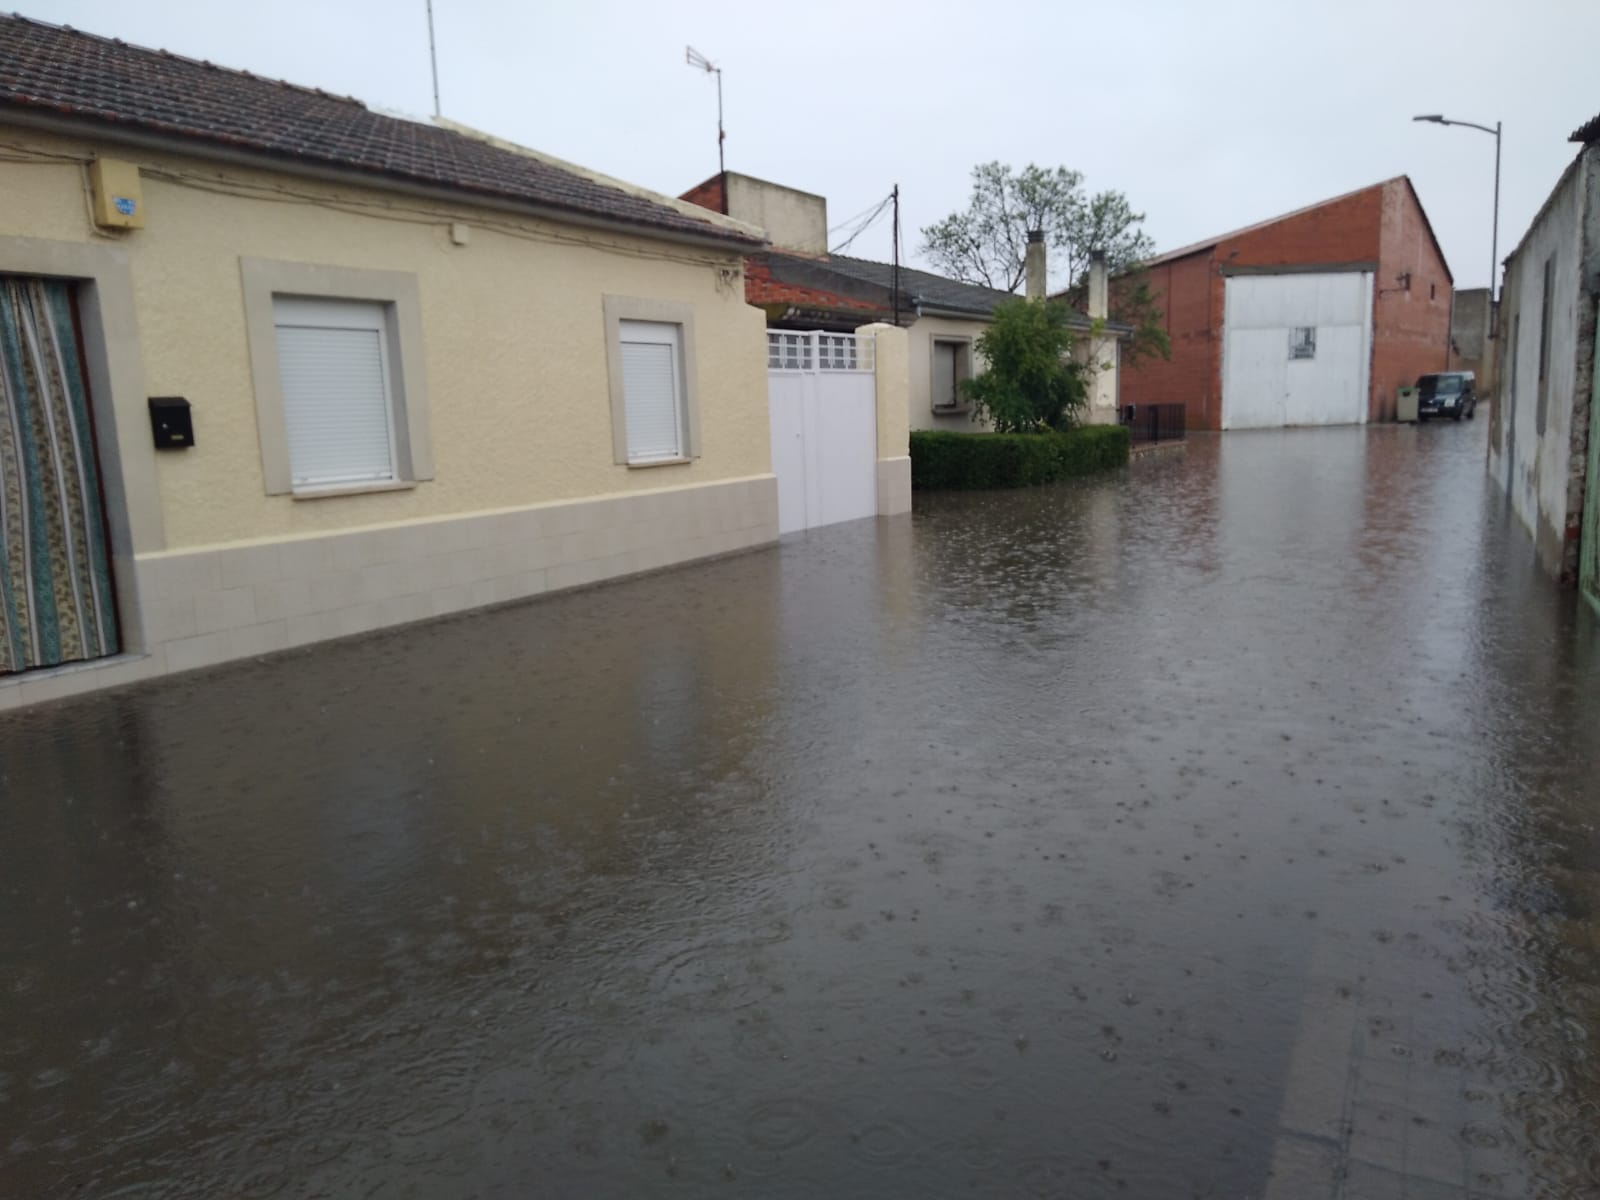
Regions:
[[4, 420, 1600, 1198]]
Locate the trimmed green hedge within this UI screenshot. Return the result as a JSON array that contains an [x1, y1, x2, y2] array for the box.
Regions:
[[910, 426, 1130, 490]]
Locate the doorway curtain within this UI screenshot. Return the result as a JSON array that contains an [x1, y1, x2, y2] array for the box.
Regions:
[[0, 276, 119, 674]]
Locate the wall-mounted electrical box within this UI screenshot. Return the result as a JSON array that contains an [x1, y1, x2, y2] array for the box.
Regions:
[[148, 397, 193, 449], [89, 158, 145, 229]]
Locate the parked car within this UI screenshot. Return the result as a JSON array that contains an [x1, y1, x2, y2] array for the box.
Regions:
[[1416, 372, 1476, 421]]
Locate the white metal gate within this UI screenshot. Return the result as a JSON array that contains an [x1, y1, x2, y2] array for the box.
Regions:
[[1222, 272, 1373, 429], [767, 330, 878, 534]]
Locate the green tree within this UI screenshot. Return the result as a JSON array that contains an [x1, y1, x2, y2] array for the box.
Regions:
[[920, 162, 1171, 365], [960, 299, 1088, 433], [1108, 272, 1171, 366]]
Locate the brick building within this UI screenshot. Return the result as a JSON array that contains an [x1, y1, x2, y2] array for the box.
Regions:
[[1119, 177, 1452, 430]]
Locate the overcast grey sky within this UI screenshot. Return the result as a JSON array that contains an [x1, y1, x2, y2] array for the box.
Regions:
[[24, 0, 1600, 291]]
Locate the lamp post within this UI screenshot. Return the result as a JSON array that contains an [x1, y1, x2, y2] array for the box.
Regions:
[[1413, 114, 1502, 305]]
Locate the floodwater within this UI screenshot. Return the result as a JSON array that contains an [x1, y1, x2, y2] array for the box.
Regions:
[[4, 423, 1600, 1199]]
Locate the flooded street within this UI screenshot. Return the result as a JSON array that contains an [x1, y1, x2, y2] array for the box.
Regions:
[[5, 421, 1600, 1198]]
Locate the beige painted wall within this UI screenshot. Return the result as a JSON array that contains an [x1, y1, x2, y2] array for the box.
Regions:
[[0, 126, 771, 551], [858, 322, 909, 460], [1078, 334, 1121, 424], [907, 314, 993, 432], [904, 312, 1122, 432], [855, 322, 911, 517], [723, 174, 828, 255]]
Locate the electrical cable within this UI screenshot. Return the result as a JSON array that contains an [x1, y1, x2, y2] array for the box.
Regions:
[[829, 193, 892, 255]]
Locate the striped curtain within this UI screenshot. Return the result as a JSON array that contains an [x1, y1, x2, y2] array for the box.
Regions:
[[0, 277, 119, 674]]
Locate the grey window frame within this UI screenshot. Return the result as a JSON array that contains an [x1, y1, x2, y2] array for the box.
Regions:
[[602, 295, 701, 467], [240, 258, 433, 497], [930, 336, 974, 413]]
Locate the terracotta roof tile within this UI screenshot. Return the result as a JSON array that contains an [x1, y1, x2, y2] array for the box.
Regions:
[[0, 14, 760, 247]]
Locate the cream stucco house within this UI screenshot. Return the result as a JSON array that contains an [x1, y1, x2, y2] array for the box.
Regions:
[[0, 15, 784, 709]]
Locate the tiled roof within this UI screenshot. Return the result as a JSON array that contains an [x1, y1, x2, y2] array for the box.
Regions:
[[760, 251, 1127, 331], [0, 14, 761, 247], [824, 254, 1020, 317], [1571, 113, 1600, 145]]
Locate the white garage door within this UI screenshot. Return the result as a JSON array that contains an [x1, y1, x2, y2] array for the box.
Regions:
[[1222, 272, 1373, 429], [768, 331, 879, 534]]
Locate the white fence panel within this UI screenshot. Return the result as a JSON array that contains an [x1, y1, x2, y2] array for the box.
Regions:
[[767, 331, 878, 534]]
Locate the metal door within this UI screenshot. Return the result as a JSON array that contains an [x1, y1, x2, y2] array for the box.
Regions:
[[1222, 272, 1373, 429]]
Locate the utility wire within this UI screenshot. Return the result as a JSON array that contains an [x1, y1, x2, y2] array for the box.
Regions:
[[830, 193, 892, 254], [827, 194, 890, 235]]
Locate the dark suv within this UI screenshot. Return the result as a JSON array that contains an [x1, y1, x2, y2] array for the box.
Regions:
[[1416, 372, 1476, 421]]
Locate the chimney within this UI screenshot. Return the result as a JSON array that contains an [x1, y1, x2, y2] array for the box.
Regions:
[[1024, 229, 1046, 301], [1088, 250, 1108, 321]]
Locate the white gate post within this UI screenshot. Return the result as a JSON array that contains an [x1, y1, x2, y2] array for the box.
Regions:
[[855, 322, 911, 516]]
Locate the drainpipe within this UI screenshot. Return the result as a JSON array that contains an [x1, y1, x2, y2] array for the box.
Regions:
[[1025, 230, 1046, 301]]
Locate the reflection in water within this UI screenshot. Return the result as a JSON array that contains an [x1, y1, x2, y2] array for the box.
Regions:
[[2, 422, 1599, 1198]]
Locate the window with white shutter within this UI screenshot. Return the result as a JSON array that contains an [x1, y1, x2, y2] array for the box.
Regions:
[[272, 297, 398, 490], [618, 320, 685, 463]]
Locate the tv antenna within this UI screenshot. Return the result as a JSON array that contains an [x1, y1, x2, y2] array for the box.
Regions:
[[426, 0, 441, 117], [685, 46, 725, 174]]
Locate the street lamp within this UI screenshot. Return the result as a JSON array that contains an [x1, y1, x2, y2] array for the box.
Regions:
[[1413, 114, 1502, 305]]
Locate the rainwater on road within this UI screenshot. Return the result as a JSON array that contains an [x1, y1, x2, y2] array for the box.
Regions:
[[4, 421, 1599, 1198]]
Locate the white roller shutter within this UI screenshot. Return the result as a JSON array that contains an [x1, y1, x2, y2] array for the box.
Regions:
[[273, 297, 397, 488], [619, 320, 684, 462]]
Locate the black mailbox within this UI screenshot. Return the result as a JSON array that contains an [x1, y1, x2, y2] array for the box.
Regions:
[[148, 397, 193, 449]]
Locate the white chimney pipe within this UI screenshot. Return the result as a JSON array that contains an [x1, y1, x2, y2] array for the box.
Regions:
[[1025, 229, 1046, 301], [1088, 250, 1108, 321]]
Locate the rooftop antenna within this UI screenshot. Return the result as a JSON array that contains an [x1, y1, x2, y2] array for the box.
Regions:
[[685, 46, 724, 175], [426, 0, 441, 118]]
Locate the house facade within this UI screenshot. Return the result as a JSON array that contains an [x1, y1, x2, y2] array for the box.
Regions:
[[1449, 286, 1494, 389], [1118, 177, 1452, 431], [683, 171, 1128, 430], [1488, 116, 1600, 600], [0, 16, 779, 710]]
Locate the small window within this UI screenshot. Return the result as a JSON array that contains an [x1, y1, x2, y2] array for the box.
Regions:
[[618, 320, 686, 463], [273, 297, 397, 490], [1289, 326, 1316, 360], [932, 338, 972, 410], [603, 296, 699, 466], [241, 258, 431, 497]]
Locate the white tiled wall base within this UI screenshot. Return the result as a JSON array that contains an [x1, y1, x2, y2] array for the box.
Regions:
[[877, 456, 912, 517], [0, 474, 778, 712]]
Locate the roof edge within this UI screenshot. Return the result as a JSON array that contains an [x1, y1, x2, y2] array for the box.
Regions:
[[439, 119, 765, 245], [1503, 144, 1592, 270], [1126, 176, 1404, 275], [0, 106, 765, 254], [1391, 175, 1452, 286]]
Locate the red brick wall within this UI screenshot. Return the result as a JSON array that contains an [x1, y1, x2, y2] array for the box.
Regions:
[[1225, 186, 1383, 271], [743, 255, 883, 316], [679, 173, 726, 215], [1370, 179, 1452, 421], [1116, 253, 1221, 428], [1120, 184, 1402, 430]]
